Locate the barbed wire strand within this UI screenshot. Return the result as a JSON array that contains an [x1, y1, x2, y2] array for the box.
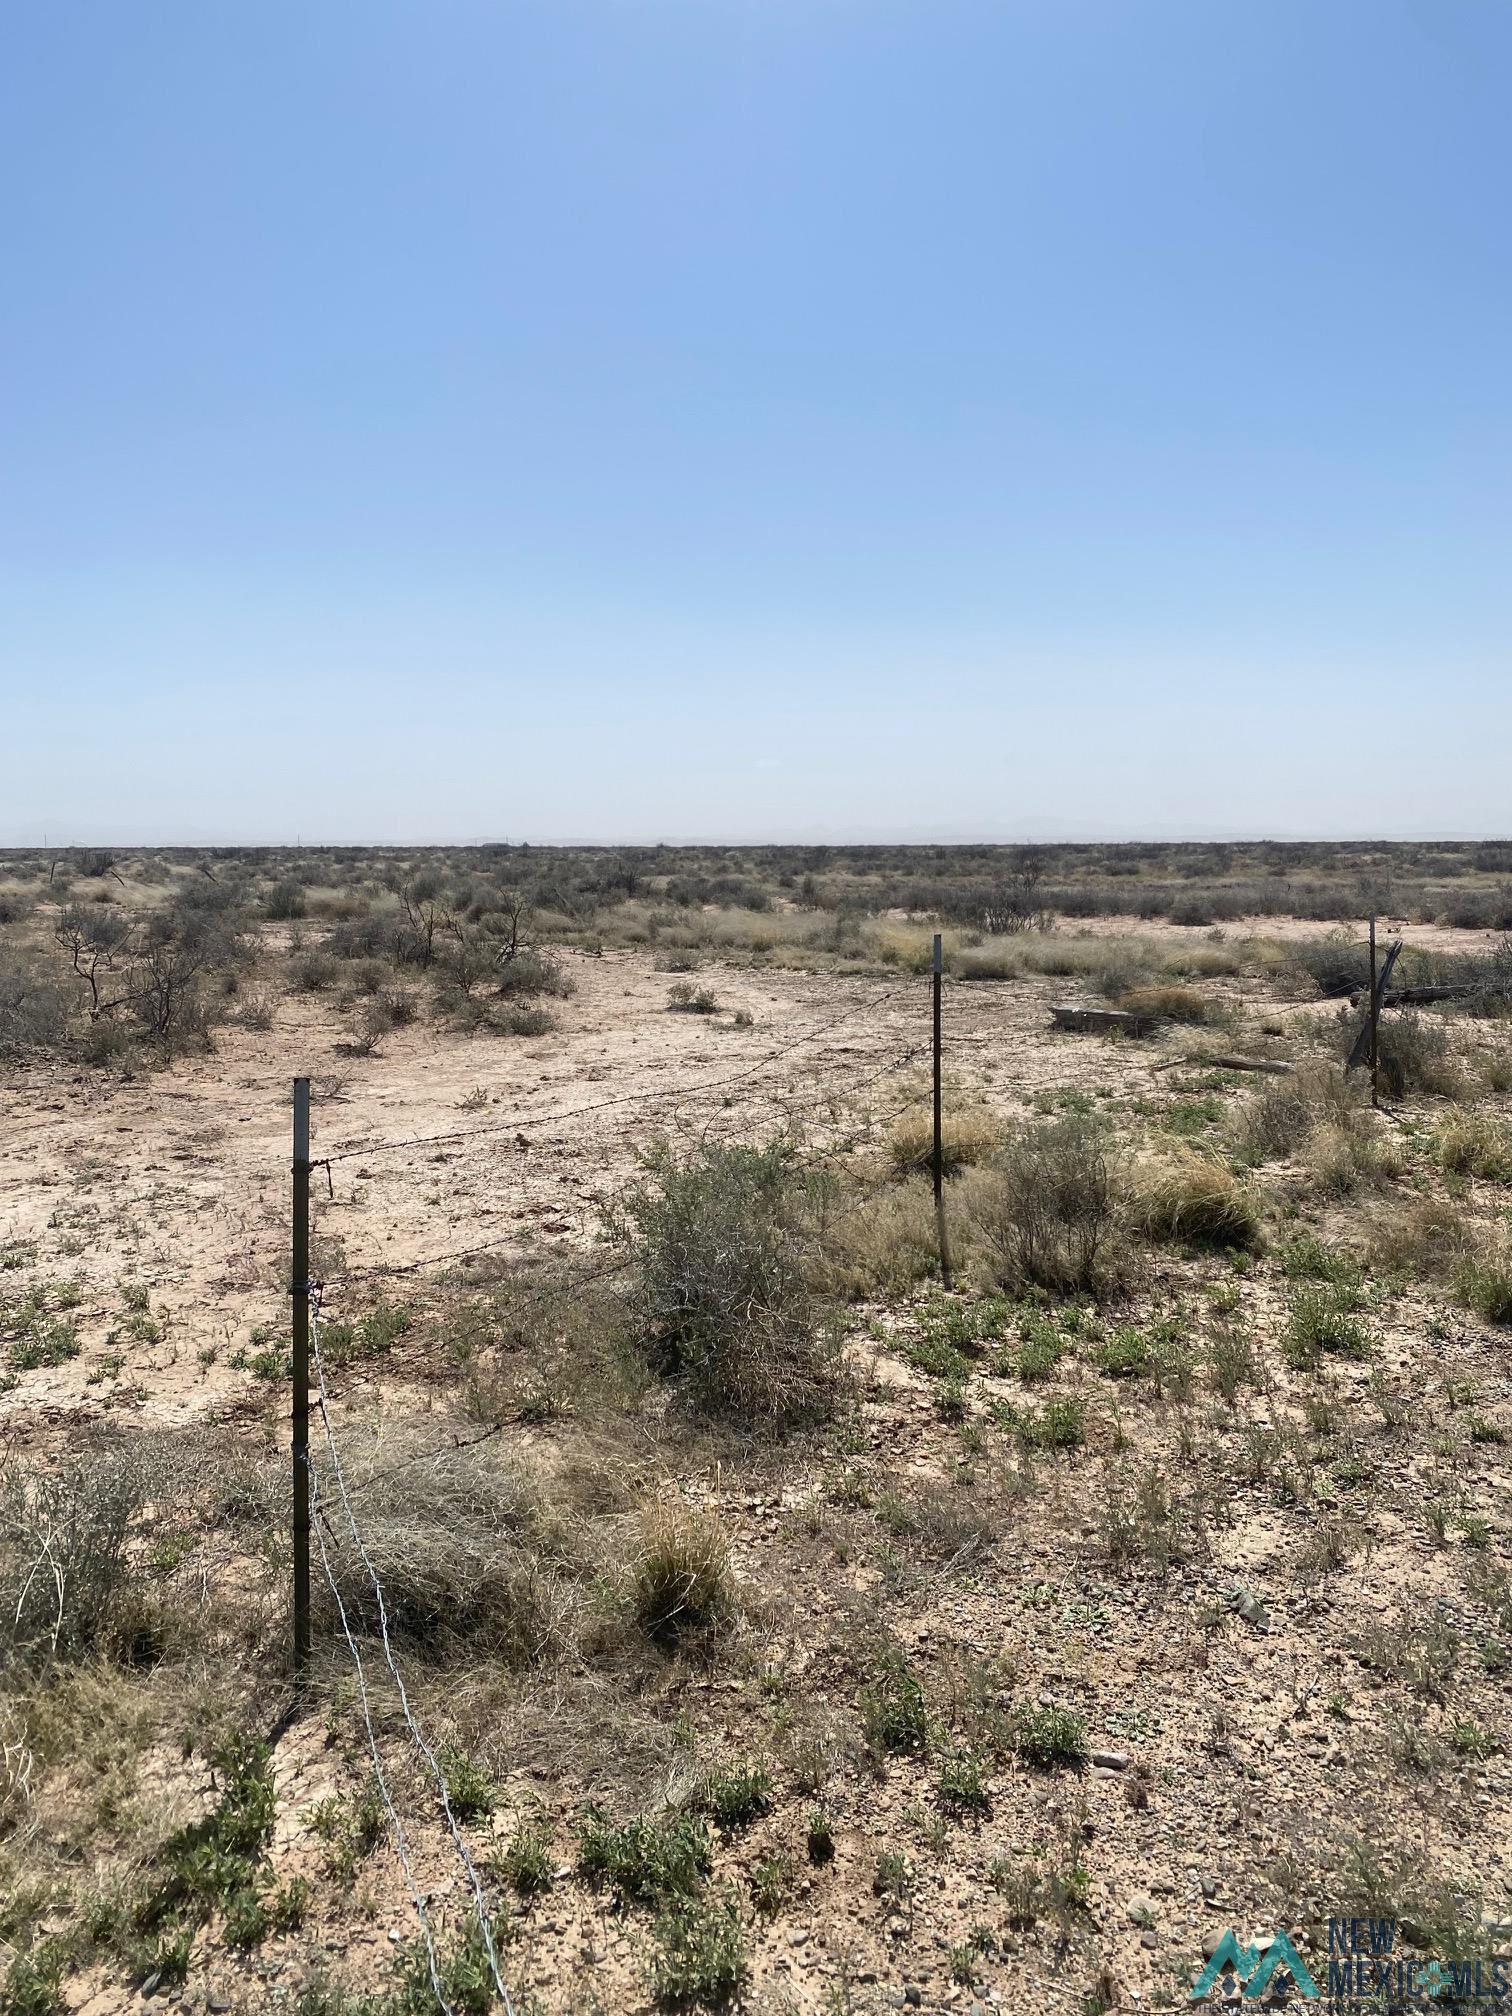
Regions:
[[310, 1290, 516, 2015], [304, 1457, 456, 2016], [321, 981, 915, 1166], [317, 1046, 928, 1294]]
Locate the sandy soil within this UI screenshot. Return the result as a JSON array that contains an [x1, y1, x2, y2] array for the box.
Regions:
[[0, 947, 1195, 1433], [5, 934, 1510, 2016]]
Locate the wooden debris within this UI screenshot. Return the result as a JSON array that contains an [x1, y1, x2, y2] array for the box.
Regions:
[[1153, 1054, 1293, 1076], [1050, 1002, 1160, 1037]]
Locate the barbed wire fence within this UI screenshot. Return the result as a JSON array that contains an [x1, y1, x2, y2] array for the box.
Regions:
[[286, 949, 961, 2008]]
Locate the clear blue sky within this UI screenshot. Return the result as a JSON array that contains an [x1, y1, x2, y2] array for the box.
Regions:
[[3, 1, 1507, 843]]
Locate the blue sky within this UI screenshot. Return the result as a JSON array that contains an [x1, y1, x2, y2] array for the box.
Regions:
[[2, 1, 1506, 843]]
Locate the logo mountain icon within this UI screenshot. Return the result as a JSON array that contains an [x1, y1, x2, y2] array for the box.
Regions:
[[1191, 1929, 1320, 2002]]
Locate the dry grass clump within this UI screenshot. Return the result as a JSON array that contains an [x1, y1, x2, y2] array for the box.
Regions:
[[1227, 1062, 1399, 1196], [972, 1117, 1125, 1297], [630, 1495, 735, 1643], [1303, 1114, 1404, 1197], [1373, 1013, 1465, 1099], [1118, 984, 1209, 1024], [451, 1270, 643, 1426], [1456, 1230, 1512, 1325], [1366, 1196, 1471, 1281], [887, 1103, 1000, 1177], [317, 1434, 584, 1664], [0, 1450, 142, 1670], [622, 1142, 841, 1430], [1228, 1061, 1357, 1166], [811, 1175, 940, 1299], [1435, 1108, 1512, 1182], [1132, 1147, 1262, 1250], [0, 1435, 265, 1676]]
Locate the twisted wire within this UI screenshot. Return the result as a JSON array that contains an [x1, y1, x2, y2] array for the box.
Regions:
[[309, 1291, 515, 2014]]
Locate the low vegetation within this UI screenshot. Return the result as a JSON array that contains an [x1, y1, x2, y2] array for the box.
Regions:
[[2, 844, 1507, 2014]]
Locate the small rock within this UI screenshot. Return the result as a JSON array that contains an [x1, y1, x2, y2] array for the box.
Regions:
[[1202, 1928, 1226, 1959], [1200, 1874, 1220, 1900], [904, 1987, 924, 2008], [1141, 1931, 1159, 1950], [1227, 1584, 1270, 1629], [1090, 1748, 1129, 1770]]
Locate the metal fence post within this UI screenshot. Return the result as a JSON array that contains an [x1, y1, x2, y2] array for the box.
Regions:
[[292, 1076, 311, 1678], [932, 935, 953, 1290], [1368, 917, 1380, 1109]]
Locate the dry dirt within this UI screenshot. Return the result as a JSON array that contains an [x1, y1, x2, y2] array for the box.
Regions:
[[4, 931, 1510, 2016]]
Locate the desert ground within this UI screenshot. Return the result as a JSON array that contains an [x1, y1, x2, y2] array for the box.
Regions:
[[2, 843, 1511, 2016]]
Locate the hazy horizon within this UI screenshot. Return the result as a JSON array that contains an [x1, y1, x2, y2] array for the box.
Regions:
[[6, 826, 1510, 854]]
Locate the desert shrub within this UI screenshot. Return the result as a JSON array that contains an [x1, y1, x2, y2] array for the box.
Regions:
[[236, 986, 277, 1031], [1133, 1148, 1261, 1249], [292, 951, 338, 993], [441, 991, 557, 1037], [622, 1143, 839, 1429], [1441, 888, 1512, 931], [0, 956, 72, 1054], [886, 1104, 1000, 1176], [440, 1748, 497, 1822], [859, 1648, 931, 1756], [936, 1745, 991, 1815], [1013, 1398, 1085, 1450], [342, 996, 396, 1055], [494, 950, 573, 999], [1098, 1463, 1193, 1569], [647, 1890, 747, 2008], [973, 1118, 1124, 1297], [132, 1732, 280, 1951], [1294, 936, 1374, 997], [698, 1759, 772, 1831], [1167, 894, 1217, 927], [454, 1270, 640, 1425], [1012, 1310, 1065, 1381], [666, 982, 719, 1014], [1284, 1283, 1373, 1366], [1278, 1234, 1361, 1284], [576, 1807, 712, 1904], [1010, 1704, 1087, 1767], [494, 1815, 554, 1896], [1436, 1110, 1512, 1182], [1119, 984, 1208, 1024], [631, 1497, 734, 1642], [264, 880, 307, 920], [1373, 1014, 1464, 1099]]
